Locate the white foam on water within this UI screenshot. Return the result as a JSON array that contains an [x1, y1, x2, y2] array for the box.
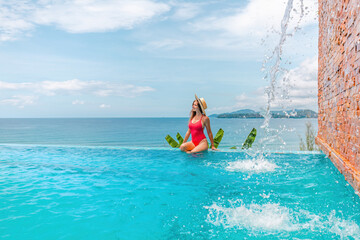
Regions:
[[205, 201, 360, 239], [260, 193, 271, 199], [298, 210, 360, 239], [225, 159, 278, 173], [310, 210, 360, 240], [329, 218, 360, 239], [205, 201, 297, 231]]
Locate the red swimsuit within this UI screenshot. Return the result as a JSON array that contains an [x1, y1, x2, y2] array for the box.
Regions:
[[189, 116, 207, 146]]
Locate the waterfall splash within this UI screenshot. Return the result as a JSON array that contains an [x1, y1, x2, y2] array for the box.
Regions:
[[226, 0, 307, 173], [259, 0, 305, 152], [262, 0, 294, 131]]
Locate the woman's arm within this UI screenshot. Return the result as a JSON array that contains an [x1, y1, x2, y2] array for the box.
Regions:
[[183, 128, 191, 143], [204, 116, 217, 150]]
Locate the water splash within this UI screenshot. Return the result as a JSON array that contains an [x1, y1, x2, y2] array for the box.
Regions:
[[225, 159, 278, 173], [225, 0, 311, 180], [205, 201, 297, 231], [260, 0, 299, 148], [253, 0, 307, 156], [205, 200, 360, 239]]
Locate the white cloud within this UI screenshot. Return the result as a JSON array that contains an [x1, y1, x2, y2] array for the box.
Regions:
[[193, 0, 317, 38], [40, 79, 92, 96], [263, 56, 318, 110], [0, 79, 155, 97], [93, 83, 155, 97], [170, 2, 201, 20], [0, 81, 32, 90], [187, 0, 318, 51], [0, 1, 34, 41], [72, 99, 85, 105], [0, 95, 37, 108], [0, 0, 170, 41], [99, 104, 110, 108], [209, 56, 318, 113], [139, 39, 184, 51], [279, 56, 318, 109], [32, 0, 170, 33]]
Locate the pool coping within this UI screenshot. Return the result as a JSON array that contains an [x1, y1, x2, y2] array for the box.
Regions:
[[316, 136, 360, 197], [0, 143, 324, 154]]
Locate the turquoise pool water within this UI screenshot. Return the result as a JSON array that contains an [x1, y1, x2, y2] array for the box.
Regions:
[[1, 144, 360, 239], [0, 118, 359, 239]]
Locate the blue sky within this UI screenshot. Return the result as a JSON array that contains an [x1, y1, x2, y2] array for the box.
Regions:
[[0, 0, 318, 117]]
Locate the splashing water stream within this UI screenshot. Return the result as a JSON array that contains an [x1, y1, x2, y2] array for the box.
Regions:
[[259, 0, 309, 151], [228, 0, 305, 173], [262, 0, 294, 132]]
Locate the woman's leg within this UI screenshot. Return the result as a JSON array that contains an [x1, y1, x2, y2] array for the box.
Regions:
[[180, 142, 195, 152], [190, 139, 208, 153]]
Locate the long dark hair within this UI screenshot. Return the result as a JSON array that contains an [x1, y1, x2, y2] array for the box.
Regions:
[[189, 100, 204, 121]]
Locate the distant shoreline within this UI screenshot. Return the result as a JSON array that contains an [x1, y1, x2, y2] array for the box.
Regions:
[[210, 109, 318, 119], [216, 116, 317, 119]]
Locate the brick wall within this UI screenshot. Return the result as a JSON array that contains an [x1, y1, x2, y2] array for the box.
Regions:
[[316, 0, 360, 193]]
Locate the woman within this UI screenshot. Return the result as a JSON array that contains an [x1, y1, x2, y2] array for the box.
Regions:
[[180, 94, 217, 153]]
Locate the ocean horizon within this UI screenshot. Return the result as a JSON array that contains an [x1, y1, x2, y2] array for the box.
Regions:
[[0, 117, 317, 151]]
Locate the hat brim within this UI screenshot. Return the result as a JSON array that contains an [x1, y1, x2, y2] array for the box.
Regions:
[[195, 94, 206, 115]]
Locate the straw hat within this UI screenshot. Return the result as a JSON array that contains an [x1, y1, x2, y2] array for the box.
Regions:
[[195, 94, 207, 115]]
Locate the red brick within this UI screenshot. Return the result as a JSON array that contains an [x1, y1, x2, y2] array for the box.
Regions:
[[318, 0, 360, 196]]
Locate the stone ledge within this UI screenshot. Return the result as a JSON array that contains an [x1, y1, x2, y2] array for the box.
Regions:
[[316, 136, 360, 196]]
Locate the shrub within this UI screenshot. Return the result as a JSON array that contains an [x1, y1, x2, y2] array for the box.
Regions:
[[299, 122, 317, 151]]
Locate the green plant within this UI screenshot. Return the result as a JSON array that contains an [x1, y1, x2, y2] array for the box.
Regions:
[[299, 122, 317, 151], [241, 128, 257, 149], [165, 134, 181, 148], [165, 128, 224, 148], [213, 128, 224, 148], [176, 132, 184, 146], [230, 128, 257, 149]]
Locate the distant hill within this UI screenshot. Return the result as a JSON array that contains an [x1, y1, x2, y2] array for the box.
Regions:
[[216, 109, 317, 118], [230, 109, 257, 114], [208, 109, 257, 118]]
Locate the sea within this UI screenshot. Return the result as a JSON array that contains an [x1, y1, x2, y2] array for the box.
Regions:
[[0, 117, 317, 150]]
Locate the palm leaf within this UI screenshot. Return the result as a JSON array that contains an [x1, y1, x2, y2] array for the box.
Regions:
[[241, 128, 257, 149], [166, 128, 225, 149], [165, 135, 179, 148], [212, 128, 224, 148], [176, 132, 184, 147]]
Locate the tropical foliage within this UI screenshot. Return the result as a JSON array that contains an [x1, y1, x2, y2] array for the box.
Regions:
[[242, 128, 257, 149], [213, 128, 224, 148], [230, 128, 257, 150], [165, 128, 224, 148], [165, 127, 257, 150], [299, 122, 317, 151]]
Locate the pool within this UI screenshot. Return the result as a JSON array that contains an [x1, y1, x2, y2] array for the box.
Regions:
[[1, 144, 359, 239]]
